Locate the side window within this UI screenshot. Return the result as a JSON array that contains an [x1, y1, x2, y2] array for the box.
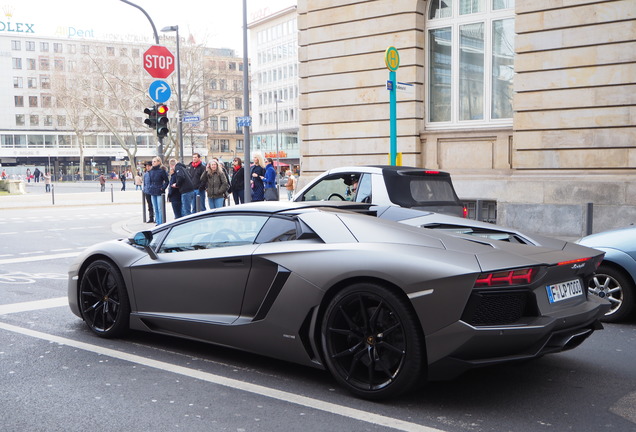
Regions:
[[300, 173, 359, 201], [158, 215, 268, 253], [255, 217, 298, 243], [353, 173, 372, 203]]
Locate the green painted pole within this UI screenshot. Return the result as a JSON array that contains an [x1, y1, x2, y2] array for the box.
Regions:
[[389, 70, 397, 165]]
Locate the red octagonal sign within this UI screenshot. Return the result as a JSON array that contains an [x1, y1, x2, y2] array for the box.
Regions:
[[143, 45, 175, 79]]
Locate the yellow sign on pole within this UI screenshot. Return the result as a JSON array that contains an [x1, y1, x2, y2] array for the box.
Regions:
[[385, 46, 400, 71]]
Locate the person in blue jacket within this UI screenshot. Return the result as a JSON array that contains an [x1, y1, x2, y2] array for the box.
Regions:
[[147, 156, 169, 225]]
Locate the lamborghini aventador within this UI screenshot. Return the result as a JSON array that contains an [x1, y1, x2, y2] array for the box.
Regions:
[[68, 202, 610, 399]]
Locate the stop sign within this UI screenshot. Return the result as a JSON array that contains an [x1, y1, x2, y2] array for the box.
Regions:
[[143, 45, 175, 79]]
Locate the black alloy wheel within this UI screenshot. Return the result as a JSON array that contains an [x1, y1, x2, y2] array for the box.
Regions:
[[79, 260, 130, 338], [587, 264, 635, 323], [321, 283, 425, 400]]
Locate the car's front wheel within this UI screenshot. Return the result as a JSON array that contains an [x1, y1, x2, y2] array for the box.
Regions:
[[320, 283, 425, 400], [587, 264, 635, 323], [79, 259, 130, 338]]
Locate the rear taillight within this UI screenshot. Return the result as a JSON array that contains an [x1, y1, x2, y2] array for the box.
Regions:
[[475, 267, 536, 287], [462, 206, 468, 218], [557, 257, 591, 266]]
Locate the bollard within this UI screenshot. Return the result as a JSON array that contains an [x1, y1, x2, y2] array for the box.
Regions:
[[142, 192, 147, 223], [161, 193, 167, 225], [586, 202, 594, 235], [111, 184, 114, 202], [196, 194, 201, 212], [51, 184, 55, 205]]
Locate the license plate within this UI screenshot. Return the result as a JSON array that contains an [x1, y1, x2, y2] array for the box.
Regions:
[[546, 279, 583, 303]]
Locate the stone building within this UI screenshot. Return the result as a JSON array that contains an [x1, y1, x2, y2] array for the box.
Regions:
[[297, 0, 635, 236]]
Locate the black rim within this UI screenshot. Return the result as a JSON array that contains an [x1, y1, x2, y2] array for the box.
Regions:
[[80, 265, 122, 333], [324, 292, 407, 391]]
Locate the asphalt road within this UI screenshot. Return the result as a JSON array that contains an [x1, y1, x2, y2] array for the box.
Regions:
[[1, 198, 635, 432]]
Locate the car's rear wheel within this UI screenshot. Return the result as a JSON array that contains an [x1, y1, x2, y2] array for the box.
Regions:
[[320, 283, 425, 400], [587, 264, 635, 323], [79, 260, 130, 338]]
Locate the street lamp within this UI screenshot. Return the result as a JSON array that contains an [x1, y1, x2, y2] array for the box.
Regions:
[[275, 99, 283, 196], [161, 25, 184, 163]]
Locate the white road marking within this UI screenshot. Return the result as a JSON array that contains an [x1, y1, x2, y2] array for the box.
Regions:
[[0, 297, 68, 315], [0, 297, 443, 432], [0, 252, 80, 265]]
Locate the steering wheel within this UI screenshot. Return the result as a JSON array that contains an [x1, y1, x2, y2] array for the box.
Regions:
[[211, 229, 240, 242], [327, 193, 346, 201]]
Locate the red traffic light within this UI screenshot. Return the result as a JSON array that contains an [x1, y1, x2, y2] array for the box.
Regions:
[[157, 104, 169, 115], [156, 104, 169, 138]]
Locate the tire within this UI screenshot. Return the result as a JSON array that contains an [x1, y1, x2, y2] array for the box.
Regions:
[[587, 263, 635, 323], [320, 282, 425, 400], [79, 260, 131, 338]]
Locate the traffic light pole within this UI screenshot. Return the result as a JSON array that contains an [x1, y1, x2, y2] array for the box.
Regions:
[[242, 0, 251, 203]]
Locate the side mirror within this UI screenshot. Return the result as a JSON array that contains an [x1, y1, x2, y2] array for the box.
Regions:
[[131, 231, 153, 247], [130, 231, 158, 260]]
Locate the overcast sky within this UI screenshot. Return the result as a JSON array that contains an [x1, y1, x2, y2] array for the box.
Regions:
[[3, 0, 296, 54]]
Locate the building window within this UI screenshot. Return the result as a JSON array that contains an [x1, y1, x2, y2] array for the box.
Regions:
[[39, 57, 49, 70], [68, 44, 76, 54], [28, 77, 37, 89], [41, 76, 51, 89], [236, 139, 244, 151], [57, 116, 66, 127], [211, 116, 218, 131], [13, 77, 23, 88], [16, 115, 25, 126], [54, 43, 63, 53], [209, 79, 217, 90], [220, 116, 228, 131], [107, 46, 115, 56], [42, 95, 52, 108], [30, 115, 39, 126], [427, 0, 514, 126], [220, 139, 230, 152], [12, 58, 22, 69], [26, 41, 35, 51], [27, 58, 36, 70], [44, 115, 53, 126], [11, 40, 21, 50], [29, 96, 38, 107], [14, 96, 24, 107], [55, 58, 65, 71], [40, 42, 49, 52]]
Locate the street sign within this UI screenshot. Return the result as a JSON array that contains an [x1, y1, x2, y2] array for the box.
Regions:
[[396, 82, 414, 94], [237, 116, 252, 127], [143, 45, 175, 79], [148, 80, 171, 103], [182, 115, 200, 123], [385, 46, 400, 72]]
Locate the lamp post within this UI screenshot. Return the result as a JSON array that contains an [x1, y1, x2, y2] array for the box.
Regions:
[[275, 99, 284, 195], [161, 25, 184, 163]]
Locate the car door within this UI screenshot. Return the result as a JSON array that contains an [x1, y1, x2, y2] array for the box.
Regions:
[[129, 214, 269, 326], [296, 172, 361, 201]]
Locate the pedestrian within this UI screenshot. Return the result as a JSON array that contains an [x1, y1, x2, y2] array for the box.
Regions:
[[230, 157, 245, 205], [1, 169, 7, 179], [263, 158, 278, 201], [33, 167, 41, 183], [284, 169, 297, 201], [200, 158, 229, 209], [26, 168, 31, 183], [147, 157, 169, 225], [142, 161, 155, 223], [187, 153, 207, 213], [250, 153, 266, 202], [167, 159, 182, 219], [120, 170, 126, 191], [98, 172, 106, 192], [134, 172, 142, 190], [43, 171, 52, 192], [171, 158, 196, 217]]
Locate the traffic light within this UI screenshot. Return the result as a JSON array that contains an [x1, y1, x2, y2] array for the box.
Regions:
[[143, 106, 157, 129], [156, 104, 169, 138]]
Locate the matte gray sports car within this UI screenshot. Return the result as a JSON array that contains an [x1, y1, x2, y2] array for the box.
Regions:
[[68, 202, 610, 399]]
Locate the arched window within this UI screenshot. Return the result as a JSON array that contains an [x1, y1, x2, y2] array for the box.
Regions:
[[427, 0, 515, 127]]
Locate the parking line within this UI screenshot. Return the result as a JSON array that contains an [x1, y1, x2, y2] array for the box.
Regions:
[[0, 251, 80, 265], [0, 299, 443, 432]]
